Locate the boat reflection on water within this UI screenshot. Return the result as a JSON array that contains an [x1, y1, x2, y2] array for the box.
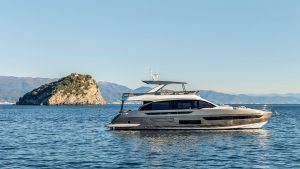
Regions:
[[111, 129, 270, 168], [112, 129, 269, 151], [112, 129, 269, 139]]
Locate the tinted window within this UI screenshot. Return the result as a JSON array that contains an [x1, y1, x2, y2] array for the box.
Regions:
[[171, 100, 198, 109], [140, 101, 170, 111], [140, 103, 151, 110], [140, 100, 215, 111], [203, 115, 262, 120], [179, 120, 201, 124], [152, 101, 170, 110], [198, 101, 215, 109], [178, 102, 192, 109]]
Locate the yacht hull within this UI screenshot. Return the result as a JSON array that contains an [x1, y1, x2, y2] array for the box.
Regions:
[[107, 121, 268, 130], [108, 108, 272, 130]]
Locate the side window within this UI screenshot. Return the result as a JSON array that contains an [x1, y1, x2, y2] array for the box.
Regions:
[[140, 100, 215, 110], [178, 101, 192, 109], [140, 101, 170, 110], [171, 100, 197, 109], [140, 103, 152, 110], [198, 101, 215, 109], [152, 101, 170, 110]]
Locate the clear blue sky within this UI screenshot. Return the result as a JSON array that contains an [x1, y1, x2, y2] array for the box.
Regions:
[[0, 0, 299, 94]]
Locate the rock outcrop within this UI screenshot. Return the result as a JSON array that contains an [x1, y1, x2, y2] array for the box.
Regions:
[[16, 73, 106, 105]]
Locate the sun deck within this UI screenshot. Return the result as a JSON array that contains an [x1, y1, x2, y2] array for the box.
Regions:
[[123, 90, 199, 98], [124, 94, 206, 102], [142, 80, 187, 85], [121, 80, 203, 101]]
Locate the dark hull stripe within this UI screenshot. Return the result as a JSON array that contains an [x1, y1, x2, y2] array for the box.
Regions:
[[146, 111, 192, 115], [203, 115, 262, 120]]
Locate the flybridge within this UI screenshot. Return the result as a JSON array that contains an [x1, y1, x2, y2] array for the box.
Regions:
[[122, 91, 199, 98], [142, 80, 187, 85], [121, 80, 199, 101], [118, 79, 216, 113], [143, 80, 189, 93]]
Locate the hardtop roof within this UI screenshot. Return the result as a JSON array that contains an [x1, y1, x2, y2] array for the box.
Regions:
[[142, 80, 187, 85]]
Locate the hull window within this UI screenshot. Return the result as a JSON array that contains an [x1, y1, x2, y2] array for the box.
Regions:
[[179, 120, 201, 124], [203, 115, 262, 120]]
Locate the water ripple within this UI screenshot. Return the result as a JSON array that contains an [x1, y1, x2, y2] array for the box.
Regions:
[[0, 104, 299, 168]]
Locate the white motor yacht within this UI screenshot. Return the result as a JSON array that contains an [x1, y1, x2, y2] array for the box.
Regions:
[[108, 80, 272, 130]]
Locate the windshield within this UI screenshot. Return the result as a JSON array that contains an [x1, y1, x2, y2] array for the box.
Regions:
[[121, 102, 142, 112]]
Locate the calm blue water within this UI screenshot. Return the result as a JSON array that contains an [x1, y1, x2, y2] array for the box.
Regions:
[[0, 104, 299, 169]]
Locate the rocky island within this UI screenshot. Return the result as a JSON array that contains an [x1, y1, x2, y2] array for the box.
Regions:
[[16, 73, 106, 105]]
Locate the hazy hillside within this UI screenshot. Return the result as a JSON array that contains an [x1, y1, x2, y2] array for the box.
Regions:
[[0, 76, 56, 102], [199, 90, 300, 104], [98, 81, 132, 103], [269, 94, 300, 99], [98, 81, 151, 103], [98, 81, 300, 104], [133, 86, 151, 93], [0, 76, 300, 104]]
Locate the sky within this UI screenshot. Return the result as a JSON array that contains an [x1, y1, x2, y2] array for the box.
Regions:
[[0, 0, 299, 94]]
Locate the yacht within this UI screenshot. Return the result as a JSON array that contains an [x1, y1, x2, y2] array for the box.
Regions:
[[107, 80, 272, 130]]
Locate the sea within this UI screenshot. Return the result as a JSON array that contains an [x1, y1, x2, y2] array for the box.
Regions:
[[0, 104, 299, 169]]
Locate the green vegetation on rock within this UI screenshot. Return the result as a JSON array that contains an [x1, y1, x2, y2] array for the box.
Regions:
[[16, 73, 106, 105]]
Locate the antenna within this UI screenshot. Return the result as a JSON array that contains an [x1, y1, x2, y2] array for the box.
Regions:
[[149, 69, 160, 81], [150, 69, 153, 79], [152, 73, 160, 81]]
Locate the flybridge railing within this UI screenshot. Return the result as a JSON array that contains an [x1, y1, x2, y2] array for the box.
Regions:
[[122, 90, 199, 98]]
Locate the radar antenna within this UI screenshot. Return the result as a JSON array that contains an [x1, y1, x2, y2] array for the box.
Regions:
[[152, 73, 160, 81], [150, 69, 160, 81]]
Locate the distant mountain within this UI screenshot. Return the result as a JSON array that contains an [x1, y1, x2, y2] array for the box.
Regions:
[[199, 90, 300, 104], [268, 93, 300, 99], [287, 94, 300, 99], [98, 82, 300, 104], [0, 76, 300, 104], [98, 81, 132, 103], [98, 81, 151, 103], [133, 86, 151, 93], [0, 76, 56, 102]]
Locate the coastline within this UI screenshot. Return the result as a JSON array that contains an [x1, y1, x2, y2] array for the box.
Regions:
[[0, 102, 15, 105]]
